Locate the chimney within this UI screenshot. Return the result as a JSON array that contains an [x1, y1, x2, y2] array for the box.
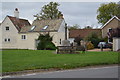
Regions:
[[59, 14, 64, 19], [14, 8, 19, 18]]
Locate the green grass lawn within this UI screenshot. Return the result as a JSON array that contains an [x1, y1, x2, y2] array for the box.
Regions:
[[2, 50, 119, 72]]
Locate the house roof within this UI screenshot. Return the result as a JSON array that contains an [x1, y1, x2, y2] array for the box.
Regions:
[[101, 16, 120, 29], [20, 19, 64, 33], [8, 16, 31, 31], [69, 29, 101, 38]]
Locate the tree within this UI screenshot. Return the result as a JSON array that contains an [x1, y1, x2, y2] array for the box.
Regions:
[[97, 2, 120, 25], [84, 32, 102, 48], [34, 2, 63, 20], [69, 24, 80, 30], [108, 28, 120, 42], [74, 35, 82, 46], [37, 34, 56, 50], [83, 26, 93, 29]]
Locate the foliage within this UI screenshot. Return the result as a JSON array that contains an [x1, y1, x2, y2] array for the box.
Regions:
[[86, 41, 94, 50], [102, 37, 108, 42], [34, 2, 62, 20], [37, 34, 56, 50], [2, 50, 118, 72], [97, 2, 120, 25], [69, 24, 80, 30], [84, 32, 102, 48], [109, 28, 120, 38], [74, 36, 82, 46], [83, 26, 93, 29], [45, 41, 57, 50]]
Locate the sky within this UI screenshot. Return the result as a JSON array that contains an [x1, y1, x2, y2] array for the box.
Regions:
[[0, 2, 117, 28]]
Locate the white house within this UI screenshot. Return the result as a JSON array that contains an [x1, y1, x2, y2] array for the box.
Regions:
[[0, 8, 68, 50]]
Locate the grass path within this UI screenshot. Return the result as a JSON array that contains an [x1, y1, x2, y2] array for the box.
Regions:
[[2, 50, 118, 72]]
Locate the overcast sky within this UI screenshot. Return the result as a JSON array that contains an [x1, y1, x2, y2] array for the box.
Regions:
[[0, 2, 111, 28]]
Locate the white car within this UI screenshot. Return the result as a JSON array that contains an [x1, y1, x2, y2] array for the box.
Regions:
[[98, 42, 107, 48]]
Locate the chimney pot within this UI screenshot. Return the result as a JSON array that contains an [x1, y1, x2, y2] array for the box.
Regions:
[[14, 8, 19, 18]]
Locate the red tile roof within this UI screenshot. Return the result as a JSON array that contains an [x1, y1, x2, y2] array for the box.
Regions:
[[8, 16, 31, 31], [69, 29, 101, 38]]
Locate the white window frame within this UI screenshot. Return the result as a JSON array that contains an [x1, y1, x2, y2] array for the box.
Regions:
[[21, 35, 26, 40], [5, 26, 9, 31], [4, 38, 7, 42], [107, 28, 112, 32], [8, 38, 10, 42], [60, 39, 61, 44], [4, 38, 11, 42]]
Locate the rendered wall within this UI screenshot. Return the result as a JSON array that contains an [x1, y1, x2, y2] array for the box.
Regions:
[[113, 37, 120, 51]]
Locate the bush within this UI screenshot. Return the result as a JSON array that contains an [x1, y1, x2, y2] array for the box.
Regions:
[[37, 34, 56, 50], [37, 41, 46, 50], [84, 32, 102, 48], [45, 42, 56, 50], [86, 41, 94, 50]]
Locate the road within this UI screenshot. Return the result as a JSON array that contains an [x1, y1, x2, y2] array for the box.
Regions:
[[6, 66, 119, 78]]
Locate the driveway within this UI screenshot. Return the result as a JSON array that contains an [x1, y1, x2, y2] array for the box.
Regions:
[[87, 48, 111, 52]]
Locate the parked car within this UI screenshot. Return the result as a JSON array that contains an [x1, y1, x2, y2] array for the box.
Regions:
[[106, 43, 112, 49], [98, 42, 112, 48], [98, 42, 107, 48]]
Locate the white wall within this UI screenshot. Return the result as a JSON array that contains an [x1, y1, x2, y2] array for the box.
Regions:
[[113, 37, 120, 51], [58, 20, 65, 33], [0, 16, 19, 49], [0, 23, 2, 49], [18, 32, 39, 50], [0, 18, 69, 50]]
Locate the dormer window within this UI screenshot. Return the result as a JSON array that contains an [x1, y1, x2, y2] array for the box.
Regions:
[[43, 25, 48, 30], [6, 26, 9, 31], [31, 26, 36, 31]]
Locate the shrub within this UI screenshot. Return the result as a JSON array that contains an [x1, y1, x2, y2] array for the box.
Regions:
[[74, 36, 82, 46], [86, 41, 94, 50], [45, 42, 56, 50], [37, 41, 46, 50], [84, 32, 102, 48], [37, 34, 56, 50]]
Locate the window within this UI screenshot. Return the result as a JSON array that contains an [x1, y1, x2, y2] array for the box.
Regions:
[[60, 39, 61, 44], [6, 27, 9, 31], [4, 39, 7, 42], [31, 26, 36, 31], [8, 38, 10, 42], [4, 38, 10, 42], [43, 25, 48, 30], [108, 28, 112, 32], [21, 35, 26, 40]]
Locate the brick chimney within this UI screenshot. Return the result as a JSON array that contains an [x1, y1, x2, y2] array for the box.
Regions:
[[14, 8, 19, 18]]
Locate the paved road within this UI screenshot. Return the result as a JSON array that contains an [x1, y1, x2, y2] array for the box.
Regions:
[[8, 66, 118, 78]]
